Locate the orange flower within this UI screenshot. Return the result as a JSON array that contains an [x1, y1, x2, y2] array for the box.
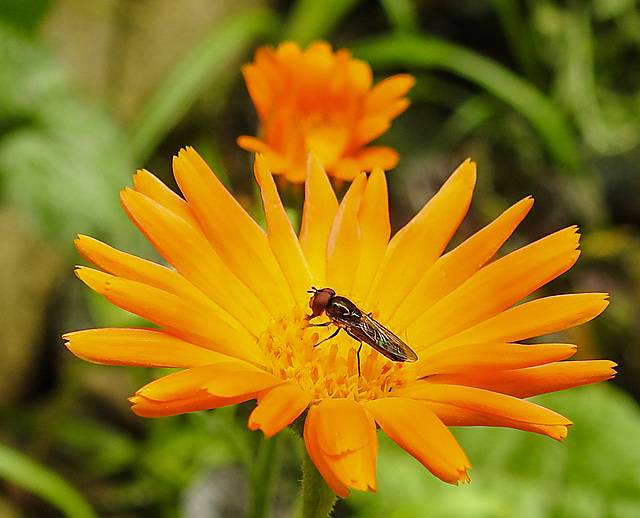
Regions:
[[237, 41, 415, 183], [65, 148, 615, 497]]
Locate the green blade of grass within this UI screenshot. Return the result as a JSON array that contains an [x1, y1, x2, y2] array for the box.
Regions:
[[353, 34, 579, 172], [283, 0, 363, 45], [0, 443, 98, 518]]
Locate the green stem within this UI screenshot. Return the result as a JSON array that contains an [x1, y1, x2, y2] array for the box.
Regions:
[[295, 447, 337, 518], [248, 434, 281, 518]]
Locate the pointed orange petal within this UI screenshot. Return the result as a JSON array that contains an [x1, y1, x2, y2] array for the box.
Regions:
[[305, 399, 377, 494], [172, 147, 295, 315], [132, 169, 195, 225], [352, 167, 390, 301], [409, 227, 581, 350], [75, 267, 263, 365], [365, 98, 411, 125], [129, 362, 281, 418], [248, 383, 312, 438], [130, 393, 239, 418], [398, 384, 572, 441], [325, 173, 367, 295], [368, 159, 477, 317], [420, 342, 577, 375], [390, 197, 533, 329], [63, 328, 236, 367], [364, 74, 416, 113], [74, 235, 213, 306], [136, 362, 281, 402], [237, 135, 272, 155], [120, 187, 270, 335], [435, 293, 609, 349], [254, 154, 312, 302], [428, 360, 617, 398], [365, 397, 470, 484], [299, 153, 339, 285], [241, 63, 274, 119]]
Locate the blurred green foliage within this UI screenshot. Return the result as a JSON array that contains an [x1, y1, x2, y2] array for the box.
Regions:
[[1, 0, 639, 516]]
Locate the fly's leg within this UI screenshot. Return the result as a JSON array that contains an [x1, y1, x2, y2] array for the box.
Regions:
[[313, 327, 341, 348], [357, 342, 363, 377]]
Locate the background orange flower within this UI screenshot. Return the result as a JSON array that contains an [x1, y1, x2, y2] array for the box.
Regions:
[[237, 41, 415, 182]]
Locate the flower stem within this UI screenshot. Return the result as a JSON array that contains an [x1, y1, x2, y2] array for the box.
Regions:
[[297, 447, 337, 518], [248, 433, 280, 518]]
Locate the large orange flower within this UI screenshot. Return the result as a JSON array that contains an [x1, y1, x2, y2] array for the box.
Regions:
[[237, 41, 414, 183], [65, 148, 615, 497]]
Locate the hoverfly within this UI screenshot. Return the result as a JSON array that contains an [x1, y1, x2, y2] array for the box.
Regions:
[[305, 287, 418, 375]]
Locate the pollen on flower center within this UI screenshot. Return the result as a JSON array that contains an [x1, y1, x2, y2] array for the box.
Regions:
[[258, 304, 414, 401]]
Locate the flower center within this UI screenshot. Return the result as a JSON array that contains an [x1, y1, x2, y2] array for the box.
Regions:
[[258, 304, 415, 401]]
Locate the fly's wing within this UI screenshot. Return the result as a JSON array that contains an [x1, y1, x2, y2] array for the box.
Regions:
[[346, 314, 418, 362]]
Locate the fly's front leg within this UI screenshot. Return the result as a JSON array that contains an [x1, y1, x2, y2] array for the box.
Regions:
[[357, 342, 363, 377]]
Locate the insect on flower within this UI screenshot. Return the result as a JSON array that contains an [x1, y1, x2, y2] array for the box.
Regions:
[[306, 287, 418, 375]]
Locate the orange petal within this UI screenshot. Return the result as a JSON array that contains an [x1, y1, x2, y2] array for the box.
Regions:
[[351, 146, 399, 171], [325, 173, 367, 295], [420, 342, 577, 376], [172, 147, 295, 315], [63, 328, 236, 367], [130, 392, 238, 418], [365, 397, 470, 484], [434, 293, 609, 350], [331, 157, 361, 181], [254, 154, 312, 302], [304, 405, 350, 498], [136, 362, 282, 402], [75, 267, 263, 365], [304, 399, 377, 495], [248, 383, 312, 438], [354, 115, 391, 146], [364, 74, 416, 114], [390, 197, 533, 329], [397, 383, 572, 441], [129, 362, 281, 418], [74, 235, 210, 306], [364, 98, 411, 125], [241, 63, 274, 119], [427, 360, 617, 398], [351, 167, 390, 301], [409, 226, 581, 351], [132, 169, 196, 225], [299, 153, 339, 285], [368, 159, 477, 317], [237, 135, 272, 155], [120, 187, 270, 336]]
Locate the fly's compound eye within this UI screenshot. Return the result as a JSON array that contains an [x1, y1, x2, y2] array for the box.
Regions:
[[308, 287, 335, 318]]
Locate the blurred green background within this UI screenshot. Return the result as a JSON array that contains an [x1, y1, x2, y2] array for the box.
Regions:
[[1, 0, 639, 517]]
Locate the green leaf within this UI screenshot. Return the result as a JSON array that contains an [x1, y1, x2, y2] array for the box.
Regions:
[[353, 34, 580, 172], [283, 0, 363, 45], [380, 0, 421, 35], [0, 443, 98, 518], [126, 7, 279, 162]]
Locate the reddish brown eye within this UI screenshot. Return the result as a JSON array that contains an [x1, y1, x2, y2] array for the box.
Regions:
[[309, 287, 335, 318]]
